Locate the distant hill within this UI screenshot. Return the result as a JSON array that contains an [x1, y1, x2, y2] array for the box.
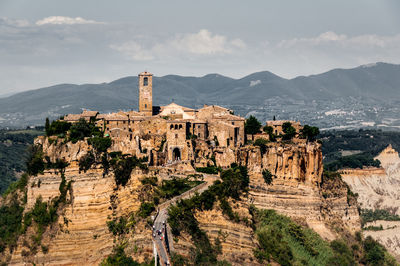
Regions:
[[0, 62, 400, 128]]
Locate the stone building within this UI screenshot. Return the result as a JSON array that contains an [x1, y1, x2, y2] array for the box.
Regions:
[[61, 71, 245, 166]]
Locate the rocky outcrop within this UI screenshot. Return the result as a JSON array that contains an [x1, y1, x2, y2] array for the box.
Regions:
[[244, 140, 360, 240], [9, 166, 153, 265], [7, 137, 363, 265], [340, 145, 400, 259]]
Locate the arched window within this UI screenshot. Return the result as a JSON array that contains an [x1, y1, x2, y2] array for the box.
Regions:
[[170, 124, 173, 129], [143, 77, 148, 86], [174, 124, 178, 130], [179, 124, 182, 129]]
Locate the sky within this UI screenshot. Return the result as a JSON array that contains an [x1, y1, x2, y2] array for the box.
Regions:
[[0, 0, 400, 95]]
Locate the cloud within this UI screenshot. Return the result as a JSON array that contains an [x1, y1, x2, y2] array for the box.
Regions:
[[277, 31, 400, 49], [171, 29, 238, 55], [111, 29, 246, 61], [36, 16, 102, 26], [110, 41, 154, 61], [0, 17, 30, 27]]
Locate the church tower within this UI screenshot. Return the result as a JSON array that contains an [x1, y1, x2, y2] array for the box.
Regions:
[[138, 71, 153, 116]]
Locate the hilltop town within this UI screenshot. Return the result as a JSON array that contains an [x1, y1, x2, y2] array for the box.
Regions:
[[61, 71, 304, 170], [0, 72, 396, 266]]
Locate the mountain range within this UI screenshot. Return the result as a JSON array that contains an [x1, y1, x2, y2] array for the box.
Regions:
[[1, 62, 400, 129]]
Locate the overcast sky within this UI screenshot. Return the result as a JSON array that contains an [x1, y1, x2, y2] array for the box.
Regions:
[[0, 0, 399, 95]]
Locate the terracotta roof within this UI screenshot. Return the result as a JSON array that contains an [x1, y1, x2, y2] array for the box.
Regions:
[[63, 114, 82, 121], [213, 114, 245, 121], [81, 110, 99, 117], [100, 113, 129, 121], [266, 120, 300, 125]]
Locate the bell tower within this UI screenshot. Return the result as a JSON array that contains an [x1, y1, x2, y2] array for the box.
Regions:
[[138, 71, 153, 116]]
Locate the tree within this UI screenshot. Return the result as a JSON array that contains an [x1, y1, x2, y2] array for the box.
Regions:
[[262, 169, 273, 185], [282, 122, 296, 140], [45, 118, 50, 136], [301, 125, 320, 141], [263, 125, 276, 142], [245, 116, 262, 135]]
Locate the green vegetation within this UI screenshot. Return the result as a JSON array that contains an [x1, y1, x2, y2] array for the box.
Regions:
[[301, 125, 320, 141], [156, 176, 203, 200], [360, 209, 400, 226], [109, 155, 148, 187], [107, 216, 135, 236], [79, 151, 96, 172], [26, 144, 45, 176], [245, 115, 261, 135], [251, 207, 335, 265], [100, 244, 153, 266], [282, 122, 296, 141], [87, 136, 111, 153], [263, 125, 276, 142], [168, 166, 248, 265], [325, 153, 381, 171], [251, 207, 397, 266], [137, 202, 155, 218], [45, 118, 71, 137], [320, 129, 400, 169], [69, 118, 102, 143], [195, 166, 219, 174], [0, 196, 24, 252], [262, 169, 273, 185], [254, 138, 268, 155], [0, 129, 43, 193]]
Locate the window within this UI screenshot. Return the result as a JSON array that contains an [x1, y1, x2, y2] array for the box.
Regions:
[[198, 133, 201, 138], [179, 124, 182, 129], [198, 125, 201, 128], [143, 77, 148, 86], [232, 122, 234, 125], [145, 104, 147, 108], [175, 134, 178, 139], [170, 124, 173, 129], [175, 124, 178, 130]]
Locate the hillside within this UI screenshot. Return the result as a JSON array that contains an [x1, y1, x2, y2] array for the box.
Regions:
[[2, 123, 397, 265], [1, 62, 400, 129]]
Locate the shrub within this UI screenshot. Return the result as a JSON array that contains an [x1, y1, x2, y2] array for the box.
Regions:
[[0, 198, 24, 252], [138, 202, 155, 218], [45, 119, 71, 136], [88, 136, 111, 153], [254, 138, 268, 155], [110, 155, 147, 187], [107, 216, 129, 236], [69, 118, 102, 143], [262, 169, 273, 185], [282, 122, 296, 140], [263, 125, 276, 142], [26, 145, 45, 176], [301, 125, 320, 141], [100, 244, 141, 266], [196, 166, 219, 174], [79, 151, 96, 172]]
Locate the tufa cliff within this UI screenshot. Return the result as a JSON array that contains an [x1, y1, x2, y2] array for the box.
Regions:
[[1, 135, 362, 265]]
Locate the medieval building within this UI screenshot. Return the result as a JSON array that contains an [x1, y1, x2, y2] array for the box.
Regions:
[[63, 71, 245, 167]]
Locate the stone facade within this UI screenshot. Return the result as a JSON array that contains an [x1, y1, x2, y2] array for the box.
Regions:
[[61, 71, 245, 164]]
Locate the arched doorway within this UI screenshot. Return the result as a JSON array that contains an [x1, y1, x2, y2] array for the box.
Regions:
[[172, 147, 181, 161]]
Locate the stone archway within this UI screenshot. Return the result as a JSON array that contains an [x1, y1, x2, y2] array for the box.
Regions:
[[172, 147, 181, 161]]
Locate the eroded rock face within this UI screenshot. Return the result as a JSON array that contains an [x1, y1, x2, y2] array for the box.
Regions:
[[243, 141, 360, 240], [341, 145, 400, 259], [8, 137, 362, 265], [10, 167, 153, 265]]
